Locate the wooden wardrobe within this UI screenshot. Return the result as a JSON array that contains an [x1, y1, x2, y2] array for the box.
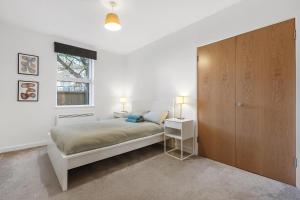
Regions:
[[197, 19, 296, 185]]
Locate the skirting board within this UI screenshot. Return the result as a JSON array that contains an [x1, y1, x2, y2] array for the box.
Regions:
[[0, 140, 47, 154]]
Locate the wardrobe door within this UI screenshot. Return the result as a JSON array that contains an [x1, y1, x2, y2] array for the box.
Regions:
[[236, 19, 296, 185], [197, 38, 236, 166]]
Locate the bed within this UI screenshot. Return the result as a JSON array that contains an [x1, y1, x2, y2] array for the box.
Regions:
[[47, 116, 164, 191]]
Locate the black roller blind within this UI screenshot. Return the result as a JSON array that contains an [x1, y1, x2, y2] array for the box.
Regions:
[[54, 42, 97, 60]]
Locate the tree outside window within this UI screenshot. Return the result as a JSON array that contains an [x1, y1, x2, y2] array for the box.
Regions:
[[56, 53, 93, 106]]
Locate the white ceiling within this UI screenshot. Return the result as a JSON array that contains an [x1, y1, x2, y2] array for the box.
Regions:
[[0, 0, 241, 54]]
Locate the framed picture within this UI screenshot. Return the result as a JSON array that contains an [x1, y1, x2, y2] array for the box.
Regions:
[[18, 53, 39, 76], [18, 81, 39, 102]]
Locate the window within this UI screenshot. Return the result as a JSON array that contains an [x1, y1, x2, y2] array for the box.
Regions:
[[56, 53, 94, 106]]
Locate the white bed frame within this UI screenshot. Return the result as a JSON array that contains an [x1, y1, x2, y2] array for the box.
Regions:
[[47, 113, 164, 191]]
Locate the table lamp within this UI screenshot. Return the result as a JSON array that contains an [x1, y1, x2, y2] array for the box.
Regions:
[[120, 97, 127, 112], [176, 96, 185, 119]]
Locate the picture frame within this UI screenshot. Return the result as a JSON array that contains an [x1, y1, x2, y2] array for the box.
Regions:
[[18, 80, 39, 102], [18, 53, 39, 76]]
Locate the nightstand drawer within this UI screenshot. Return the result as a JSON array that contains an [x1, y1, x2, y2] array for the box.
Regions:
[[165, 120, 182, 129]]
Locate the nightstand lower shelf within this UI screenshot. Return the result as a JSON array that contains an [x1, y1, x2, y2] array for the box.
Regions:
[[164, 134, 194, 161]]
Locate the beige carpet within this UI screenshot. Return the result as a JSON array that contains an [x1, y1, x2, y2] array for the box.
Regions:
[[1, 144, 300, 200]]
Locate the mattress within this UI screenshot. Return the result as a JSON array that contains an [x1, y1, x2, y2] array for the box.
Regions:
[[50, 118, 164, 155]]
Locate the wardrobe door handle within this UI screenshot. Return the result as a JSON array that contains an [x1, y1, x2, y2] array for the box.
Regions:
[[237, 102, 244, 107]]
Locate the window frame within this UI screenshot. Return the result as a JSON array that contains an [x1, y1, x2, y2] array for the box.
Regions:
[[56, 54, 94, 107]]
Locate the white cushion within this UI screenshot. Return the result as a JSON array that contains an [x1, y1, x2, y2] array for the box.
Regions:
[[143, 111, 169, 124]]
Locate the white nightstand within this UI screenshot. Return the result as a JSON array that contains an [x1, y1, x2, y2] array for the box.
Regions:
[[164, 118, 194, 160], [113, 111, 128, 118]]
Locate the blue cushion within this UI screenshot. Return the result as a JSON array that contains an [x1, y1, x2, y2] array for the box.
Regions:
[[127, 114, 141, 120], [126, 114, 144, 123]]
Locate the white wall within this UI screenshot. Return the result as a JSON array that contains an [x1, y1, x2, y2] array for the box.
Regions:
[[0, 22, 126, 152], [126, 0, 300, 185]]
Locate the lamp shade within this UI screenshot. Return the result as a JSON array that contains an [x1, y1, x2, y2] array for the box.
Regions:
[[120, 97, 127, 103], [176, 96, 185, 104], [105, 13, 122, 31]]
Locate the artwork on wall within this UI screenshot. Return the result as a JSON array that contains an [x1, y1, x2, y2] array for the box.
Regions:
[[18, 53, 39, 76], [18, 80, 39, 102]]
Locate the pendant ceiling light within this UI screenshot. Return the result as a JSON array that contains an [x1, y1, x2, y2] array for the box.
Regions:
[[104, 1, 122, 31]]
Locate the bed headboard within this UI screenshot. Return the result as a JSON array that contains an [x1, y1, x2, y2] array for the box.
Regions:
[[55, 113, 96, 126]]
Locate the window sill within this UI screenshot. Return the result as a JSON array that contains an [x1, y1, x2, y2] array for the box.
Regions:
[[55, 105, 95, 109]]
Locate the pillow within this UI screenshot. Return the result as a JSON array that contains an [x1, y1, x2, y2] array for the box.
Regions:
[[143, 111, 169, 124], [159, 111, 169, 124]]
